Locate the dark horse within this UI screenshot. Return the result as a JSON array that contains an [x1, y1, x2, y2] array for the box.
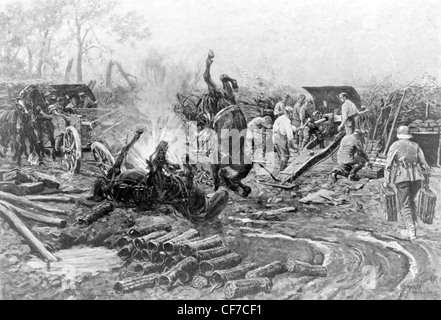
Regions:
[[197, 51, 253, 198], [0, 100, 32, 164], [18, 85, 56, 163]]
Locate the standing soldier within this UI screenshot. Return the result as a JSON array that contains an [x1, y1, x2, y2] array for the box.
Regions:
[[338, 92, 359, 135], [292, 94, 306, 150], [274, 94, 291, 118], [273, 108, 295, 171], [384, 126, 430, 240], [246, 116, 273, 161]]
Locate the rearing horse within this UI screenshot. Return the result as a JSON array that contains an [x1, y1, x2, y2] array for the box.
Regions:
[[197, 51, 253, 198]]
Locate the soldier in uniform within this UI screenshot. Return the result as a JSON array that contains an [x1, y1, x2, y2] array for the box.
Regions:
[[79, 92, 97, 108], [331, 129, 371, 182], [384, 125, 430, 240]]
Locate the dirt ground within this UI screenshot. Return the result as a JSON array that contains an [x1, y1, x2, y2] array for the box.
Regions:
[[1, 154, 441, 300]]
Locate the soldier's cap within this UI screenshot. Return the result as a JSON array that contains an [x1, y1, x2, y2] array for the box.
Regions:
[[397, 126, 413, 140]]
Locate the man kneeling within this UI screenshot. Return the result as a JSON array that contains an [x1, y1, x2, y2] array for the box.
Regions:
[[331, 129, 371, 182]]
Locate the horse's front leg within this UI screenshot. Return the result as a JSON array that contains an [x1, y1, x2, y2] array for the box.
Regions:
[[211, 163, 221, 191]]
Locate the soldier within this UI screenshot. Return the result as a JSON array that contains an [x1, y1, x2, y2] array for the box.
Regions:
[[79, 92, 97, 108], [65, 96, 79, 113], [273, 107, 295, 171], [302, 110, 325, 150], [384, 126, 430, 240], [292, 94, 306, 149], [274, 94, 291, 118], [338, 92, 359, 135], [48, 104, 71, 157], [246, 116, 273, 161], [331, 129, 371, 182]]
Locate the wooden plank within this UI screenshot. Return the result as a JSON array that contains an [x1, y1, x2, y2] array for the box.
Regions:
[[0, 201, 59, 262]]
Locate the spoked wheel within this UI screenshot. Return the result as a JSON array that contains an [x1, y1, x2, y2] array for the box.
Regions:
[[91, 141, 115, 176], [63, 127, 82, 174]]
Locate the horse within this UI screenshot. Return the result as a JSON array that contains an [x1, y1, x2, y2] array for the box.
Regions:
[[18, 85, 56, 163], [0, 100, 31, 164], [198, 105, 253, 198]]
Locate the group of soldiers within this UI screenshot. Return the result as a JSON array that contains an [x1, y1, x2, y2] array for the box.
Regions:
[[246, 91, 431, 241]]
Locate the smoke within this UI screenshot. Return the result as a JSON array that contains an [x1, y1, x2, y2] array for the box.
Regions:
[[104, 53, 192, 170]]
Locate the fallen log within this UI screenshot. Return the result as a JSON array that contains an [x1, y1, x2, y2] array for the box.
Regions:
[[245, 261, 287, 279], [0, 201, 66, 228], [224, 278, 272, 299], [180, 235, 223, 257], [114, 274, 159, 294], [0, 182, 25, 196], [0, 202, 59, 262], [163, 229, 200, 254], [25, 195, 73, 203], [0, 191, 68, 215], [210, 262, 259, 288], [286, 259, 327, 277], [192, 246, 232, 262], [199, 253, 242, 273]]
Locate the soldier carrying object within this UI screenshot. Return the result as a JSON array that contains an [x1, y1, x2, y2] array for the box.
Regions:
[[384, 126, 430, 241]]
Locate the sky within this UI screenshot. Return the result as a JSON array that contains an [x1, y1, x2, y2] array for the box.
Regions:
[[2, 0, 441, 87]]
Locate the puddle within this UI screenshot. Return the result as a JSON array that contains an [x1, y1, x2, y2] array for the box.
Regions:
[[27, 246, 122, 276]]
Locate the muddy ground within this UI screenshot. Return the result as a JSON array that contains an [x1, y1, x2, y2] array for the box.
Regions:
[[1, 153, 441, 300]]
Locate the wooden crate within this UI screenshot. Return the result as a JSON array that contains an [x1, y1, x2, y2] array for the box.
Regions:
[[380, 184, 397, 222], [417, 187, 437, 224]]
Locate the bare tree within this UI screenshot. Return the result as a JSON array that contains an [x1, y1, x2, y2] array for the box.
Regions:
[[65, 0, 150, 83]]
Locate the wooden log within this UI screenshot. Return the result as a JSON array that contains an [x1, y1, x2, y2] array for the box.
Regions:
[[286, 259, 327, 277], [158, 257, 198, 287], [0, 182, 25, 196], [180, 235, 223, 257], [19, 182, 45, 195], [0, 191, 68, 215], [2, 169, 34, 184], [0, 202, 59, 262], [224, 278, 272, 299], [133, 230, 168, 250], [163, 229, 200, 254], [32, 172, 60, 189], [146, 230, 183, 252], [127, 222, 172, 238], [211, 263, 259, 288], [199, 253, 242, 273], [192, 246, 232, 262], [245, 261, 287, 279], [0, 201, 66, 228], [114, 274, 158, 294]]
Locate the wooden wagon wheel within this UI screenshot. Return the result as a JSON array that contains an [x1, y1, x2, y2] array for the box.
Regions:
[[63, 126, 82, 174], [91, 141, 115, 176]]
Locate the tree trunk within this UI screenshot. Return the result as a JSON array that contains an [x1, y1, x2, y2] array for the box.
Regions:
[[116, 62, 137, 89], [106, 60, 115, 88], [65, 58, 74, 83], [76, 46, 83, 83], [27, 47, 33, 77], [36, 58, 44, 79]]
